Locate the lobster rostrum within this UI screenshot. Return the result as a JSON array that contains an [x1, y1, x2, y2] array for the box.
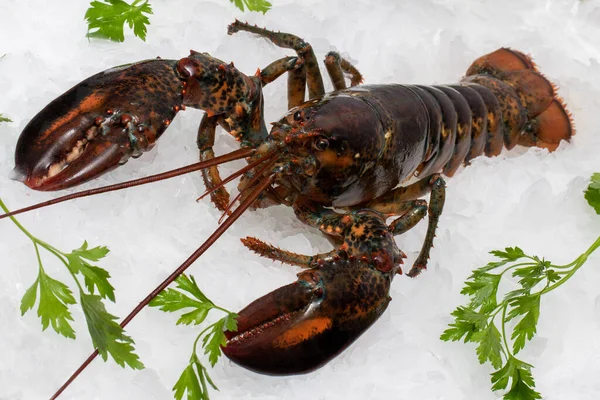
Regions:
[[3, 21, 574, 387]]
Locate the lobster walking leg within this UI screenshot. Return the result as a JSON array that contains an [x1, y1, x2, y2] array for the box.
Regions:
[[360, 174, 446, 276], [228, 20, 326, 99], [324, 51, 364, 90], [388, 200, 428, 235], [410, 175, 445, 277]]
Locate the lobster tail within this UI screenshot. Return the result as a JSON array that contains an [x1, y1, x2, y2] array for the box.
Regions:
[[463, 48, 574, 151]]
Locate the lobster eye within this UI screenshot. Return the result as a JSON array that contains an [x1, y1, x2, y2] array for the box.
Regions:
[[313, 138, 329, 151], [293, 110, 303, 121]]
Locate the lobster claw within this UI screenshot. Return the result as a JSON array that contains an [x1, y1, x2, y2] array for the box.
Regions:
[[14, 59, 184, 190], [223, 257, 393, 375]]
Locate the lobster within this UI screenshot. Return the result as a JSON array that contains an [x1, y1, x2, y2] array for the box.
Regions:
[[3, 20, 573, 391]]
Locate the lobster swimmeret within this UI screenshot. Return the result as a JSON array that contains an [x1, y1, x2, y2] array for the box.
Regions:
[[6, 21, 573, 386]]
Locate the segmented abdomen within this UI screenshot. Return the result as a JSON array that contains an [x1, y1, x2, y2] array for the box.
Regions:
[[408, 48, 574, 177]]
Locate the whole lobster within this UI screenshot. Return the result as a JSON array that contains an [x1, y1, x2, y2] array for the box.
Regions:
[[4, 20, 573, 386]]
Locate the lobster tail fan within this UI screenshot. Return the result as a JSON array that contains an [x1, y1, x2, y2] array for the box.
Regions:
[[465, 47, 574, 151]]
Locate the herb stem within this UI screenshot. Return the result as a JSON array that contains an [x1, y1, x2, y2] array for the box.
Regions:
[[0, 198, 37, 242], [542, 235, 600, 295], [500, 305, 511, 358]]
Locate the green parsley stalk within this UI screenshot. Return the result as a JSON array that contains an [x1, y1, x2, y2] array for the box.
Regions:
[[0, 197, 143, 369]]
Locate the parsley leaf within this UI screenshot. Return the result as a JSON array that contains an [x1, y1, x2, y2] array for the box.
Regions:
[[85, 0, 153, 42], [230, 0, 272, 13], [490, 247, 525, 261], [0, 113, 11, 123], [23, 264, 77, 339], [473, 323, 504, 369], [81, 294, 144, 369], [585, 172, 600, 214], [202, 313, 239, 367], [151, 274, 238, 400], [66, 241, 115, 301]]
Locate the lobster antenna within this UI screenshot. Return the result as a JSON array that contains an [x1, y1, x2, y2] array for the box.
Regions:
[[196, 148, 278, 202], [49, 173, 275, 400], [217, 157, 279, 223], [0, 147, 254, 221]]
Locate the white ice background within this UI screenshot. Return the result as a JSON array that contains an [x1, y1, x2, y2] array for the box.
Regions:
[[1, 0, 600, 399]]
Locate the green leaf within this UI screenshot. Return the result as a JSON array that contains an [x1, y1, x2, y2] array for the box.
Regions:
[[71, 241, 110, 261], [223, 313, 238, 332], [491, 357, 517, 391], [472, 323, 504, 369], [176, 304, 212, 326], [506, 295, 539, 323], [585, 173, 600, 214], [492, 358, 541, 399], [509, 296, 540, 354], [441, 306, 491, 343], [80, 293, 144, 369], [546, 269, 561, 283], [176, 274, 213, 305], [149, 287, 204, 312], [85, 0, 153, 42], [66, 248, 115, 301], [173, 362, 204, 400], [504, 365, 542, 400], [203, 319, 227, 367], [230, 0, 272, 13], [203, 314, 238, 368], [37, 270, 77, 339], [0, 113, 11, 123], [440, 320, 478, 343], [461, 273, 501, 309], [20, 278, 39, 315], [490, 247, 525, 262]]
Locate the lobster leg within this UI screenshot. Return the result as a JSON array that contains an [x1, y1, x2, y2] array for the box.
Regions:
[[228, 20, 326, 99], [409, 175, 446, 276], [361, 174, 446, 277], [388, 200, 428, 235], [324, 51, 364, 90]]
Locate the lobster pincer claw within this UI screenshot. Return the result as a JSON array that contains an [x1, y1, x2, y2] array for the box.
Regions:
[[14, 59, 184, 190], [222, 255, 394, 375]]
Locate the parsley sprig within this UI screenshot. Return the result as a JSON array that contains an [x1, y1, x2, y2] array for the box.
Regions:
[[85, 0, 153, 42], [0, 197, 143, 369], [0, 114, 11, 123], [150, 274, 238, 400], [441, 239, 600, 400]]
